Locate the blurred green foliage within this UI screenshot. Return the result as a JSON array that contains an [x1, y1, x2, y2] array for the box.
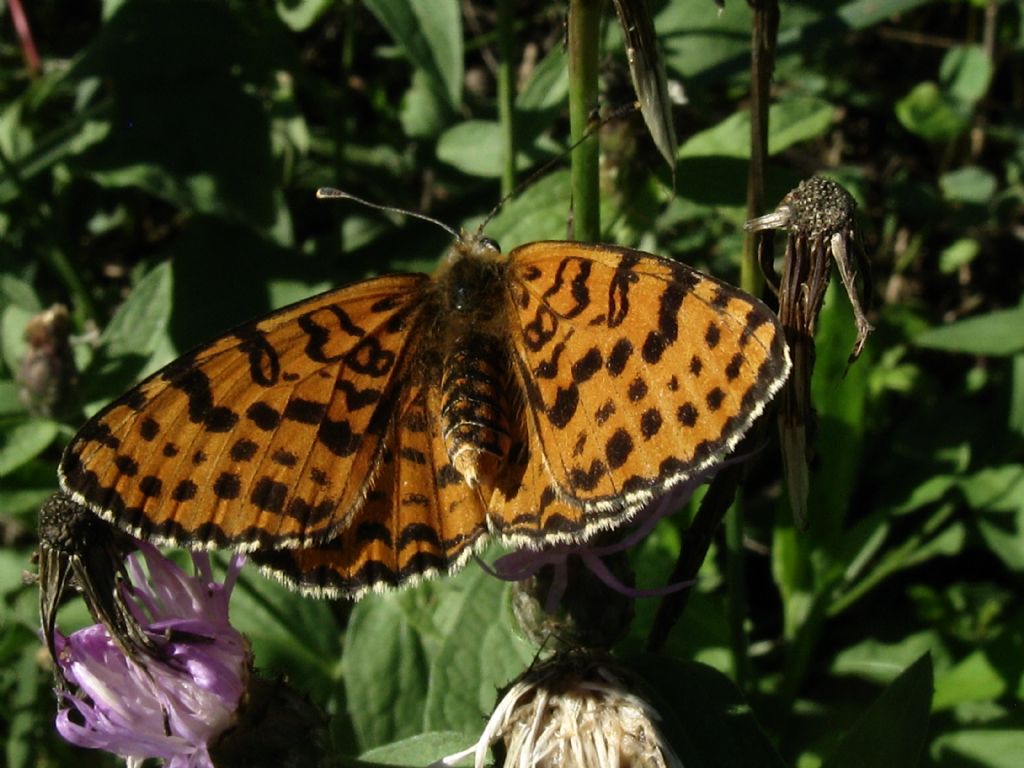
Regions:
[[1, 0, 1023, 766]]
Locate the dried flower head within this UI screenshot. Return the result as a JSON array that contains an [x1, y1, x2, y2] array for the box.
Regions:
[[439, 653, 682, 768], [746, 176, 873, 528], [17, 304, 78, 418]]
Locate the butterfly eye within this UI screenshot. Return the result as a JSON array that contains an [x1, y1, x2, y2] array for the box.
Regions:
[[479, 236, 501, 253]]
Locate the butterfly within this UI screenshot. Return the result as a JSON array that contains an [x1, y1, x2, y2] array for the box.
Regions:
[[58, 207, 791, 599]]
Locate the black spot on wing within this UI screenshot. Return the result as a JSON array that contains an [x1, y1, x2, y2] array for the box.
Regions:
[[605, 429, 634, 470], [547, 385, 579, 429], [706, 388, 725, 411], [247, 402, 281, 431], [628, 377, 648, 402], [213, 472, 241, 499], [318, 419, 362, 457], [640, 408, 662, 439], [569, 460, 607, 491], [705, 322, 721, 349], [139, 418, 160, 441], [139, 476, 162, 498], [571, 348, 602, 384], [607, 338, 633, 376], [114, 455, 139, 476], [284, 398, 326, 424], [251, 477, 288, 514], [172, 480, 197, 501], [677, 403, 698, 427], [230, 439, 259, 462]]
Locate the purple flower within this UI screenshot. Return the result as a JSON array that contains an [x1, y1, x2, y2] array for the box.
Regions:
[[53, 543, 250, 768]]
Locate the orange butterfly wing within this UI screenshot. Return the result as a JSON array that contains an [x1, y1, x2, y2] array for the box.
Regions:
[[498, 241, 789, 531], [57, 235, 790, 598], [59, 274, 430, 550], [251, 382, 488, 597]]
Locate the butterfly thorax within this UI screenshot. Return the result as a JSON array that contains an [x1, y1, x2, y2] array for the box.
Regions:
[[432, 237, 514, 503]]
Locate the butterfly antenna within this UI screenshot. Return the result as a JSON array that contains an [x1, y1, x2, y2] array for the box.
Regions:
[[474, 101, 641, 237], [316, 187, 462, 240]]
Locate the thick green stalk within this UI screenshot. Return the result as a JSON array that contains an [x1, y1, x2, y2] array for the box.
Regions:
[[742, 0, 779, 295], [567, 0, 601, 242], [496, 0, 516, 196], [725, 496, 751, 690]]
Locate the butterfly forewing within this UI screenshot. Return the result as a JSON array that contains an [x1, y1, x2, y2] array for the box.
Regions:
[[252, 383, 487, 597], [59, 274, 430, 549], [504, 241, 790, 513]]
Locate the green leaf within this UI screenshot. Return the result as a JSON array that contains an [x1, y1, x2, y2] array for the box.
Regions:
[[359, 732, 476, 766], [516, 45, 569, 113], [0, 417, 59, 476], [940, 166, 997, 205], [1, 304, 34, 376], [832, 632, 948, 685], [808, 282, 872, 539], [343, 591, 432, 750], [422, 568, 533, 734], [0, 275, 43, 313], [479, 170, 573, 245], [275, 0, 333, 31], [363, 0, 463, 108], [895, 81, 969, 141], [889, 473, 958, 516], [436, 120, 557, 178], [657, 0, 751, 79], [400, 69, 451, 139], [1010, 354, 1024, 437], [821, 654, 933, 768], [0, 484, 54, 520], [914, 306, 1024, 356], [97, 260, 174, 374], [436, 121, 505, 177], [933, 650, 1006, 711], [228, 567, 343, 702], [836, 0, 941, 29], [932, 730, 1024, 767], [678, 97, 836, 159], [940, 45, 992, 106], [630, 656, 787, 767], [959, 465, 1024, 512], [767, 97, 837, 155], [977, 511, 1024, 571], [938, 238, 980, 273]]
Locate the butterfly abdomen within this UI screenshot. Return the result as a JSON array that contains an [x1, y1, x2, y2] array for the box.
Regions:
[[440, 331, 512, 500]]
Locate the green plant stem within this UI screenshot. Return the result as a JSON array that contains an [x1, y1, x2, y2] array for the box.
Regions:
[[567, 0, 601, 242], [647, 455, 742, 653], [725, 496, 751, 690], [743, 0, 779, 296], [496, 0, 516, 197]]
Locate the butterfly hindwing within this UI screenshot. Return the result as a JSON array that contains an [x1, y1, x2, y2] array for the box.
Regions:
[[59, 274, 430, 550], [504, 241, 790, 515], [251, 383, 488, 597]]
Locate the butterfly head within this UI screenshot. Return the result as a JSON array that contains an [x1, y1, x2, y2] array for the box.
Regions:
[[440, 232, 506, 314]]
